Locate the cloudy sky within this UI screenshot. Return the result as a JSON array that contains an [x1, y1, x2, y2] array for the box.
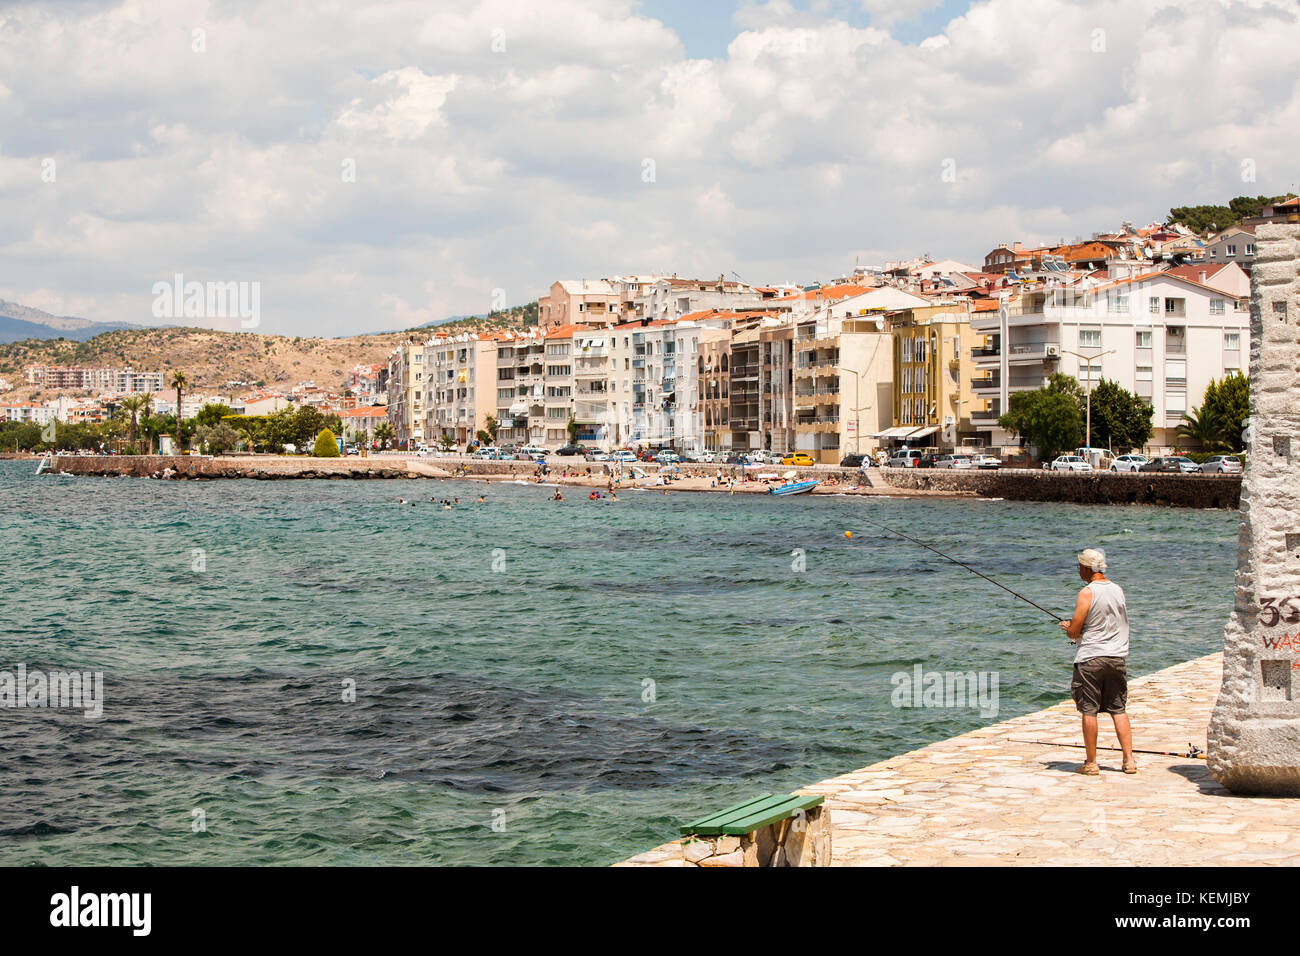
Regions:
[[2, 0, 1298, 336]]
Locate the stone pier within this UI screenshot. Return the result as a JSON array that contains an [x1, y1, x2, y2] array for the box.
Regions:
[[619, 653, 1300, 866]]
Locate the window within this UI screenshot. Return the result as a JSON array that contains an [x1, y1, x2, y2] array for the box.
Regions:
[[1149, 297, 1160, 314], [1224, 332, 1240, 350], [1107, 293, 1129, 313], [1136, 330, 1152, 348], [1226, 245, 1237, 257], [1246, 243, 1255, 255], [1079, 329, 1101, 348], [1136, 366, 1153, 382], [1210, 299, 1225, 315]]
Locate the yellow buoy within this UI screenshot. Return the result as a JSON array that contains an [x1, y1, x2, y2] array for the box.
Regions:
[[844, 531, 852, 538]]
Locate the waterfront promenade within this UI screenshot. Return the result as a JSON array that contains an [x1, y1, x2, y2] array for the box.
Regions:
[[619, 653, 1300, 866]]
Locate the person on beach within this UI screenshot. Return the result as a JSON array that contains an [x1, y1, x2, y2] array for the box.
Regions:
[[1059, 548, 1136, 775]]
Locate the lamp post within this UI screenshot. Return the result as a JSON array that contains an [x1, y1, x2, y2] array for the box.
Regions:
[[835, 365, 861, 455], [1059, 347, 1116, 451]]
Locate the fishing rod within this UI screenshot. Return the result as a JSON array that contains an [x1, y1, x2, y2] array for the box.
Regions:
[[1008, 739, 1206, 760], [853, 515, 1065, 623]]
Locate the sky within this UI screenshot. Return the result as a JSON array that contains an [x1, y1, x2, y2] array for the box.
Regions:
[[1, 0, 1298, 337]]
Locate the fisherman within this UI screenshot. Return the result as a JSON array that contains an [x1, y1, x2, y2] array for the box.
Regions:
[[1059, 548, 1136, 775]]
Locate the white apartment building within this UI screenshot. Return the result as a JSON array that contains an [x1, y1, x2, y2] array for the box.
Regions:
[[424, 332, 497, 447], [970, 271, 1250, 448], [540, 326, 577, 447], [386, 340, 426, 448], [495, 330, 543, 447]]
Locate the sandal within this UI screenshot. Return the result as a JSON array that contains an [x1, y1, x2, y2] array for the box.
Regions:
[[1122, 759, 1138, 774], [1075, 762, 1100, 775]]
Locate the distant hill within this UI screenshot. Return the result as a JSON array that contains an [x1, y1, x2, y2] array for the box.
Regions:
[[0, 299, 144, 343], [0, 309, 537, 396]]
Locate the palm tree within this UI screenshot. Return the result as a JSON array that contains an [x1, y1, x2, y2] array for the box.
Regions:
[[170, 371, 188, 450], [118, 395, 148, 450], [372, 422, 395, 450], [1178, 406, 1228, 452]]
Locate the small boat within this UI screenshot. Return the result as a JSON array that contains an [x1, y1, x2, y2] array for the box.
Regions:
[[769, 479, 819, 496]]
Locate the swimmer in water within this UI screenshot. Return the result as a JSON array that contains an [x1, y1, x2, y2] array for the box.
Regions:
[[476, 496, 485, 503], [551, 489, 564, 501]]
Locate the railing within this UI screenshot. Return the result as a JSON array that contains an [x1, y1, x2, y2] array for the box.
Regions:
[[971, 375, 1001, 390]]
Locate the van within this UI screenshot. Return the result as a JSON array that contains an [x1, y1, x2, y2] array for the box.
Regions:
[[889, 450, 924, 468]]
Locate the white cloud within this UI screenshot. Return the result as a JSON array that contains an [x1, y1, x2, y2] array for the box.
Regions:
[[0, 0, 1297, 336]]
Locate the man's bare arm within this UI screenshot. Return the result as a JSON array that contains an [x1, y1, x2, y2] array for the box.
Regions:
[[1059, 588, 1092, 641]]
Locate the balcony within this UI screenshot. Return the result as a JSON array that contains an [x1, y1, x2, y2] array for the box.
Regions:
[[1006, 343, 1060, 364], [971, 374, 1001, 391]]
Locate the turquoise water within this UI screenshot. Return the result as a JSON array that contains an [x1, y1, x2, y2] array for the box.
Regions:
[[0, 460, 1236, 865]]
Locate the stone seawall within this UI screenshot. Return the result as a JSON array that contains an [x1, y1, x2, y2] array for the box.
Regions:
[[877, 467, 1240, 508], [47, 455, 453, 480]]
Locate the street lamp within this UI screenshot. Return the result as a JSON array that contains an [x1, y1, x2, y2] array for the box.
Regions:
[[1059, 347, 1117, 451], [835, 365, 861, 455]]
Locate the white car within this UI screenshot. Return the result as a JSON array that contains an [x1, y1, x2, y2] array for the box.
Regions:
[[935, 454, 974, 469], [610, 451, 638, 462], [1109, 454, 1149, 473], [1050, 455, 1093, 473], [971, 454, 1002, 470], [1200, 455, 1243, 474]]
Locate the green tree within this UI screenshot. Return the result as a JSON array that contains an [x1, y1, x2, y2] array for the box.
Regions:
[[1201, 372, 1249, 451], [999, 387, 1084, 461], [1086, 379, 1153, 451], [170, 371, 188, 449], [193, 403, 234, 428], [436, 434, 454, 453], [484, 415, 499, 442], [567, 415, 579, 444], [117, 395, 150, 450], [195, 422, 241, 455], [373, 422, 395, 449], [1178, 406, 1231, 452], [312, 428, 340, 457], [293, 405, 327, 449]]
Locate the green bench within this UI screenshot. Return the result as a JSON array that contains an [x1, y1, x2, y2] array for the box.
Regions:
[[679, 793, 830, 867]]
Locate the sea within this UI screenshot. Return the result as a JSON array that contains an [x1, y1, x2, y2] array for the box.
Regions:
[[0, 460, 1237, 865]]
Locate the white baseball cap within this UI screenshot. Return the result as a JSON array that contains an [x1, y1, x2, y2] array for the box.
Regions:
[[1077, 548, 1108, 571]]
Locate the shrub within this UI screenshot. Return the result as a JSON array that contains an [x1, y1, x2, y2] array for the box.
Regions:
[[312, 428, 341, 457]]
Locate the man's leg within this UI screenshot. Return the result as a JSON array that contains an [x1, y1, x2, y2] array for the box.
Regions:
[[1112, 713, 1134, 761], [1081, 713, 1098, 763]]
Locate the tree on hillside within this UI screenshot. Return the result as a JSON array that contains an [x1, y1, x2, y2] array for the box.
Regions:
[[1168, 194, 1297, 235]]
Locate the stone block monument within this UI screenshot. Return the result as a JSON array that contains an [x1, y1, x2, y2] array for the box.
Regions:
[[1209, 219, 1300, 794]]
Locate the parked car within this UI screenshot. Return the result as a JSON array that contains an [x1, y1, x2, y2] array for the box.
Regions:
[[971, 453, 1002, 470], [781, 453, 815, 466], [1109, 454, 1149, 473], [1200, 455, 1243, 474], [935, 454, 974, 469], [888, 450, 924, 468], [1050, 455, 1093, 472], [518, 445, 549, 459], [918, 452, 943, 469], [697, 451, 717, 464], [609, 450, 638, 462], [472, 446, 499, 459], [555, 444, 586, 457], [655, 451, 682, 464], [1139, 456, 1197, 473], [840, 454, 865, 468]]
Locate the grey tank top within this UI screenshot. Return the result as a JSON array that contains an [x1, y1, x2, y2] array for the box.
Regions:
[[1075, 579, 1129, 663]]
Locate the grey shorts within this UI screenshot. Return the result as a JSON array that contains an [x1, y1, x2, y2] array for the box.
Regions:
[[1071, 656, 1128, 715]]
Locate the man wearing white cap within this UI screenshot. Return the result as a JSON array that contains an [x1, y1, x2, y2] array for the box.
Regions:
[[1059, 548, 1136, 775]]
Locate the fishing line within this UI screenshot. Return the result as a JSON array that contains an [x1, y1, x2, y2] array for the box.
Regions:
[[853, 513, 1065, 623]]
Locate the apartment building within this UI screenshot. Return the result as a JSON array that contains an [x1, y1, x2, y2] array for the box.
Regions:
[[698, 328, 732, 453], [540, 325, 579, 446], [759, 321, 796, 455], [572, 329, 612, 445], [496, 330, 545, 447], [970, 271, 1250, 448], [386, 340, 426, 448], [537, 280, 619, 328], [883, 301, 978, 448], [424, 332, 497, 447]]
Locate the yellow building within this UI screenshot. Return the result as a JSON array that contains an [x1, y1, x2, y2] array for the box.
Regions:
[[885, 301, 977, 449]]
